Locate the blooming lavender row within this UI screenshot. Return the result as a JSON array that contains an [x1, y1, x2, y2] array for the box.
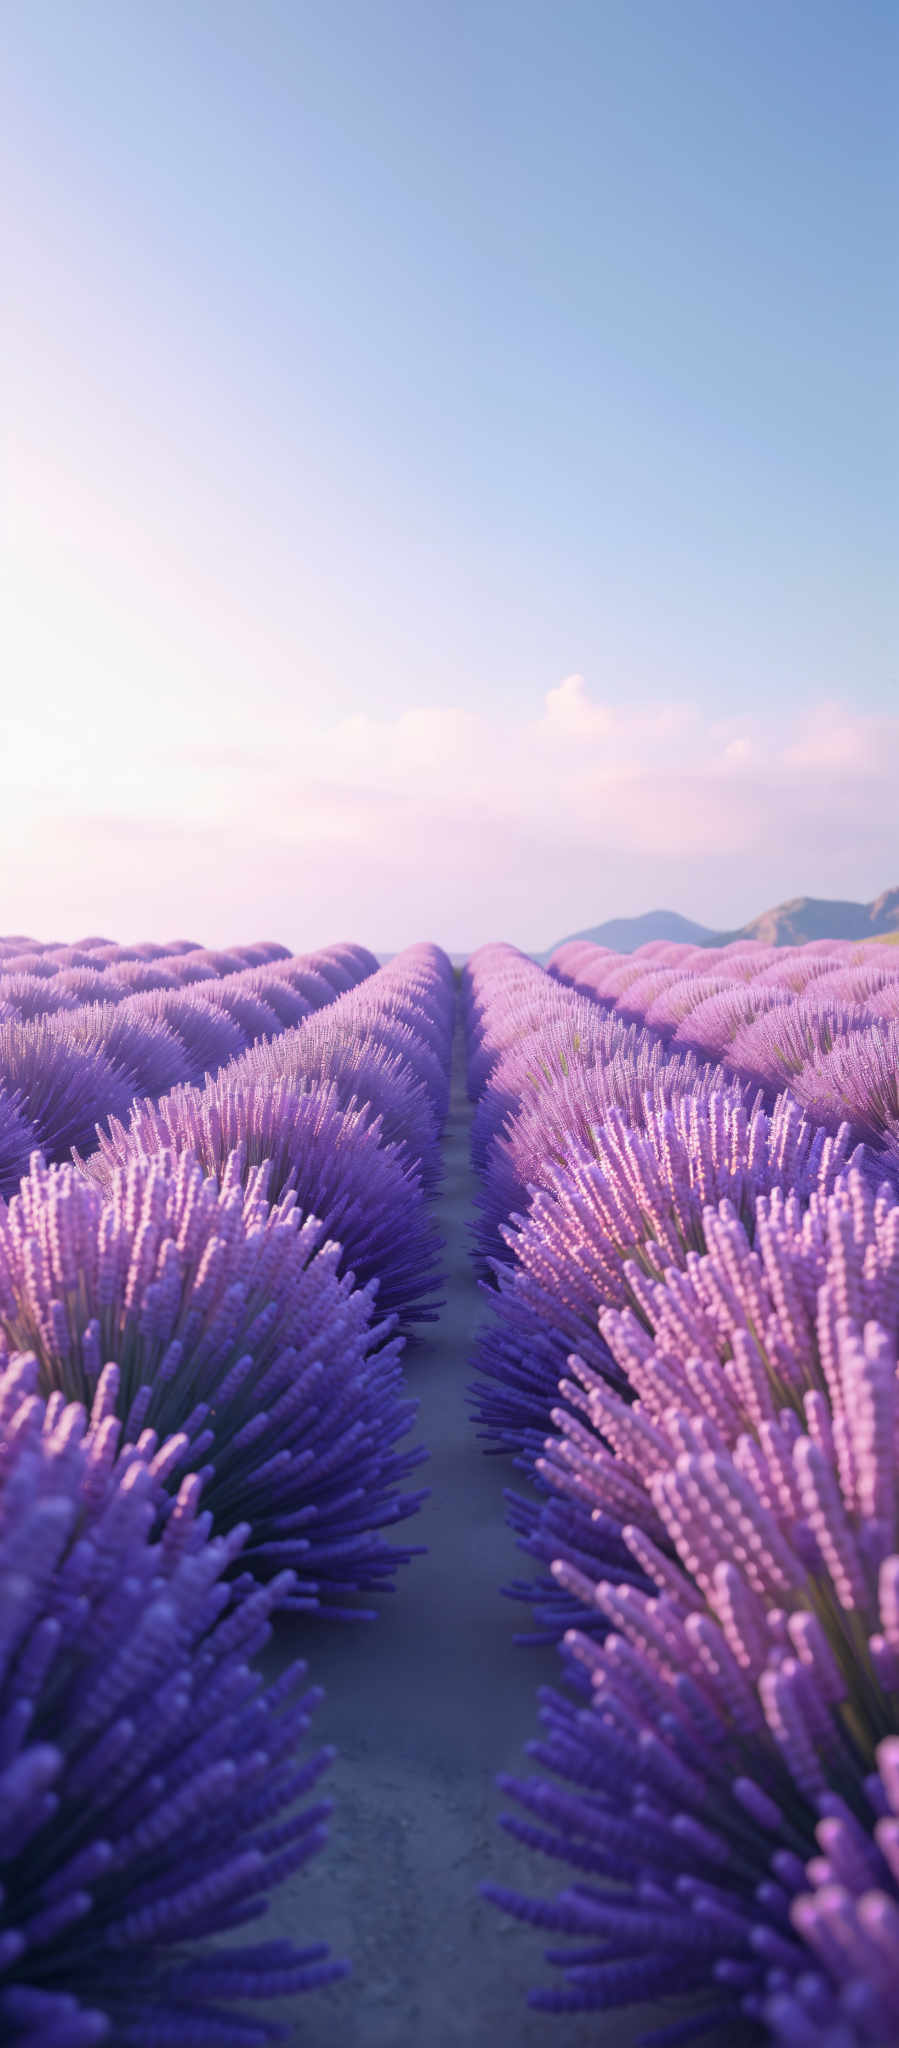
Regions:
[[0, 936, 289, 1017], [0, 941, 379, 1199], [0, 943, 453, 1618], [0, 933, 290, 974], [77, 943, 454, 1332], [466, 947, 899, 2040], [0, 937, 453, 2043], [484, 1170, 899, 2046], [550, 938, 899, 1169], [0, 1145, 428, 1623], [463, 947, 863, 1465], [463, 943, 758, 1278], [464, 947, 875, 1652], [0, 1352, 346, 2045], [225, 939, 454, 1160], [0, 940, 378, 1018]]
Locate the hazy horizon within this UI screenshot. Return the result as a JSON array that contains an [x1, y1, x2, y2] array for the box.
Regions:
[[4, 2, 897, 950]]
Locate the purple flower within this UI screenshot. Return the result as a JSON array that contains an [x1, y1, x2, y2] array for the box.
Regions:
[[81, 1073, 445, 1331], [467, 947, 899, 2035], [641, 972, 749, 1039], [0, 1352, 345, 2044], [326, 943, 381, 976], [50, 968, 131, 1008], [473, 1033, 737, 1279], [51, 1002, 195, 1102], [863, 983, 899, 1025], [128, 992, 251, 1084], [485, 1162, 899, 2041], [471, 1092, 862, 1460], [810, 961, 899, 1006], [0, 954, 59, 978], [236, 1020, 442, 1193], [236, 973, 312, 1030], [670, 983, 792, 1060], [468, 991, 634, 1169], [309, 953, 362, 996], [790, 1022, 899, 1165], [0, 1087, 38, 1202], [264, 962, 340, 1006], [0, 1151, 428, 1618], [178, 949, 250, 976], [95, 959, 181, 993], [0, 975, 79, 1021], [0, 1021, 135, 1167], [728, 999, 871, 1098]]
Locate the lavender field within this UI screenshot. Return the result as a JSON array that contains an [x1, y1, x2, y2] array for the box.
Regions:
[[3, 928, 899, 2047]]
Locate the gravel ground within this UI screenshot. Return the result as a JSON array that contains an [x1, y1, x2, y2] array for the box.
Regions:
[[253, 1010, 665, 2048]]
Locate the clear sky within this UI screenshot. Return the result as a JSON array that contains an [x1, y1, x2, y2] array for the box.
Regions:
[[3, 1, 897, 952]]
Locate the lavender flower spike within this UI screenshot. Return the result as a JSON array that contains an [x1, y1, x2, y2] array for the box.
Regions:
[[0, 1150, 428, 1619], [0, 1353, 345, 2044]]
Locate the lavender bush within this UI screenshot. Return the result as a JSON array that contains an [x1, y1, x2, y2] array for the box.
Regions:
[[0, 1150, 427, 1618], [473, 1032, 736, 1278], [238, 1023, 442, 1192], [485, 1167, 899, 2044], [0, 1352, 345, 2044], [790, 1021, 899, 1166], [80, 1074, 445, 1331], [0, 1021, 134, 1167], [728, 999, 871, 1099], [0, 974, 79, 1021], [0, 1087, 38, 1202], [471, 1092, 862, 1458], [52, 1000, 196, 1101], [198, 982, 286, 1046]]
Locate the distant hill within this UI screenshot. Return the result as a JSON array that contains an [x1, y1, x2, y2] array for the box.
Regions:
[[706, 887, 899, 948], [540, 887, 899, 959], [535, 909, 717, 959]]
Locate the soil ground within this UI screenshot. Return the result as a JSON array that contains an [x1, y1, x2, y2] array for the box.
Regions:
[[254, 1012, 665, 2047]]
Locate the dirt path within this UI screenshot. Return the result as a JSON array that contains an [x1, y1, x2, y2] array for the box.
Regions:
[[257, 1008, 650, 2047]]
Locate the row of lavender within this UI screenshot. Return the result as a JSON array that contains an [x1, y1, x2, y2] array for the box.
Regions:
[[0, 941, 454, 2045], [550, 934, 899, 1168], [463, 942, 899, 2047], [0, 935, 388, 1199]]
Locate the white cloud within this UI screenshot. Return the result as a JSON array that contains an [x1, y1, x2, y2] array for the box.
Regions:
[[2, 672, 897, 951], [541, 673, 616, 741]]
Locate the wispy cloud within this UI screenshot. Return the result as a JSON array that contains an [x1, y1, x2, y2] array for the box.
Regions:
[[4, 678, 898, 950]]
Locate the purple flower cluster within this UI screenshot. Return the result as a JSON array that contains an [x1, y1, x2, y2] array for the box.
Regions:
[[77, 945, 454, 1330], [0, 1353, 345, 2044], [0, 1148, 427, 1620], [83, 1075, 444, 1332], [242, 1019, 441, 1192], [472, 1091, 861, 1461], [729, 999, 871, 1099], [0, 934, 292, 1001], [231, 942, 455, 1178], [550, 937, 899, 1171], [463, 945, 864, 1461], [467, 943, 899, 2043], [0, 933, 451, 2039], [0, 1086, 43, 1210], [465, 949, 868, 1660], [489, 1177, 899, 2043], [788, 1020, 899, 1165], [474, 1029, 737, 1278], [0, 940, 378, 1194], [0, 1021, 135, 1174]]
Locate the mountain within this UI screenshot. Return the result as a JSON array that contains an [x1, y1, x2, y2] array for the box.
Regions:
[[705, 887, 899, 948], [540, 888, 899, 959], [535, 909, 717, 959]]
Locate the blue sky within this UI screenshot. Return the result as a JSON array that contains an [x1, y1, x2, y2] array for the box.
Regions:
[[3, 1, 897, 949]]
